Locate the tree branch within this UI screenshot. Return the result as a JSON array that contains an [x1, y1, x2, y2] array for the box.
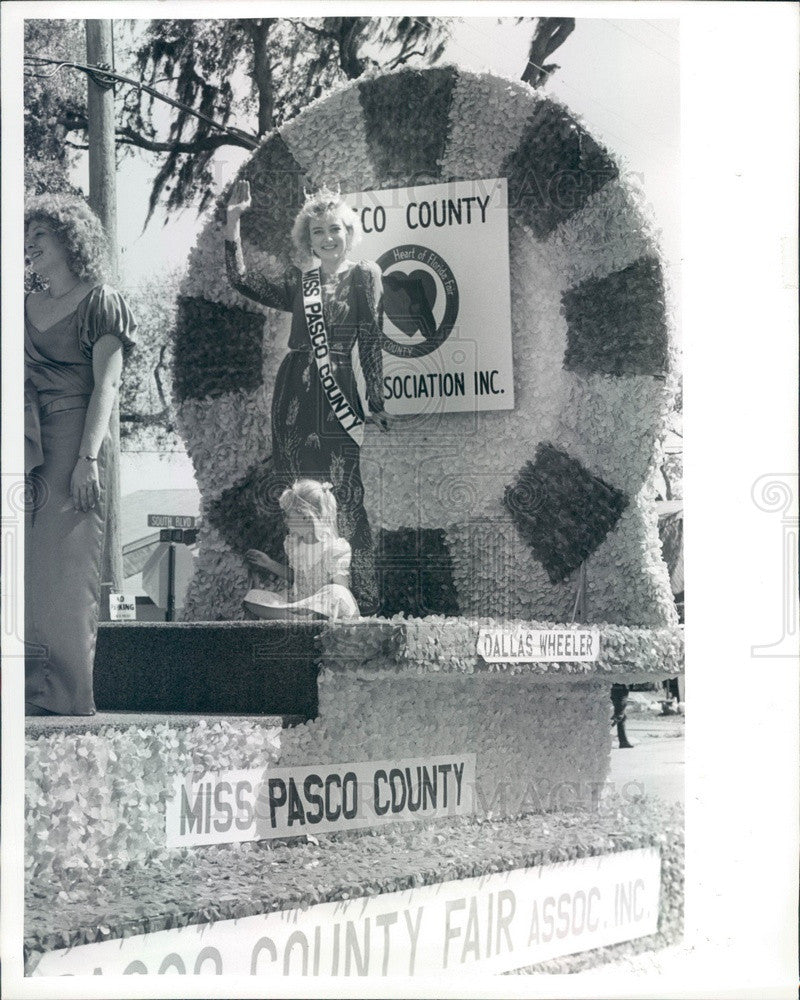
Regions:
[[120, 410, 170, 426], [522, 17, 575, 86], [244, 19, 275, 135], [24, 54, 259, 148], [153, 345, 170, 412], [293, 20, 339, 40], [116, 125, 253, 153], [58, 111, 88, 131], [384, 49, 428, 70], [336, 17, 371, 78]]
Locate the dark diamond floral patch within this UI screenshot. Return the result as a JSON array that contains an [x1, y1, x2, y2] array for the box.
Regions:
[[504, 444, 628, 583], [173, 296, 265, 402], [563, 257, 669, 377]]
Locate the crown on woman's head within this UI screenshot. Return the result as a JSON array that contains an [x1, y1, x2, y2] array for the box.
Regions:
[[302, 181, 342, 204]]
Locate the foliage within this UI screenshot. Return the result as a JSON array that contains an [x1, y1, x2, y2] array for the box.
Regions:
[[660, 374, 682, 499], [23, 17, 580, 219], [661, 453, 683, 501], [25, 17, 452, 223], [119, 267, 185, 452], [24, 19, 85, 197]]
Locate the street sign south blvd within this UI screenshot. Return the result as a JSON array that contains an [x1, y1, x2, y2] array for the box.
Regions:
[[148, 514, 197, 529]]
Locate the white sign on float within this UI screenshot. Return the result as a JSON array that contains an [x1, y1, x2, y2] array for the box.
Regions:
[[31, 848, 661, 977], [346, 178, 514, 416], [166, 755, 476, 848], [478, 628, 602, 663]]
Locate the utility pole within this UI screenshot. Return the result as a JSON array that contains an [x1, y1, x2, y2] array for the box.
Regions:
[[85, 19, 123, 600]]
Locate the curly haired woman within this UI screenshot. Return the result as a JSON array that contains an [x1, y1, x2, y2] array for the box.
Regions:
[[25, 194, 136, 715]]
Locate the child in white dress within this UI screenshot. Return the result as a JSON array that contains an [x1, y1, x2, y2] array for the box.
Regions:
[[243, 479, 360, 621]]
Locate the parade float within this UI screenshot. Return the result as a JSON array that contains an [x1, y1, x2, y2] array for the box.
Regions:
[[25, 65, 683, 978]]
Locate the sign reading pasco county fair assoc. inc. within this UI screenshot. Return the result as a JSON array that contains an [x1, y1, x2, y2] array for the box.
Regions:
[[346, 178, 514, 416], [166, 755, 475, 848], [478, 627, 601, 663], [32, 848, 660, 977]]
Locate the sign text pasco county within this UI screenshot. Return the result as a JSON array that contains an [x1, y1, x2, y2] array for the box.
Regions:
[[32, 848, 661, 977], [478, 627, 601, 663], [166, 755, 475, 848], [347, 178, 514, 417]]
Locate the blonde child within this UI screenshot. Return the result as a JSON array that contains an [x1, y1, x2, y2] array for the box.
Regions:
[[243, 479, 360, 621]]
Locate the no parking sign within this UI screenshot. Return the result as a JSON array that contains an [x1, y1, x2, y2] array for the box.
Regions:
[[108, 593, 137, 621]]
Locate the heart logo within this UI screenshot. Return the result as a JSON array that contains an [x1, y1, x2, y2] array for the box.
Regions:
[[382, 269, 438, 340], [376, 246, 459, 358]]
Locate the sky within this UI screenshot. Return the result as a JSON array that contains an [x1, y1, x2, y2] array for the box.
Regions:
[[69, 16, 680, 286]]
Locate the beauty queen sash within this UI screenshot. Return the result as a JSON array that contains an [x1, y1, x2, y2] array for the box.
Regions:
[[301, 268, 364, 447]]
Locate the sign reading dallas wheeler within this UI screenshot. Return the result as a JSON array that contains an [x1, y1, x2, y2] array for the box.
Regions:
[[478, 627, 601, 663], [166, 755, 475, 848], [32, 848, 660, 977], [346, 178, 514, 417]]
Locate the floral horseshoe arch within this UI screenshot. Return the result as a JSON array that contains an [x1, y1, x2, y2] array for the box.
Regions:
[[173, 67, 678, 628]]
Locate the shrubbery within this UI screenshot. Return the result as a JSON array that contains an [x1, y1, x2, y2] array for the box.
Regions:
[[120, 266, 185, 453]]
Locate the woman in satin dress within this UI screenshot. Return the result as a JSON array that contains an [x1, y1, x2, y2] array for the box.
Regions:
[[24, 195, 136, 716], [224, 181, 389, 614]]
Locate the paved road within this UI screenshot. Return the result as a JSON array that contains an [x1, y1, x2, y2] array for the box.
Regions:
[[607, 713, 685, 807]]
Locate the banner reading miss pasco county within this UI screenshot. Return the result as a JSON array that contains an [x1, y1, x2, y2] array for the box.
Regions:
[[346, 178, 514, 416], [166, 755, 475, 848]]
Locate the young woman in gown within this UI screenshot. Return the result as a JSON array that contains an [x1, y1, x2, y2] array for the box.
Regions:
[[25, 195, 136, 716], [224, 181, 389, 615]]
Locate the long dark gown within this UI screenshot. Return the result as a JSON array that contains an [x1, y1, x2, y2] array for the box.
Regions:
[[25, 286, 136, 715], [226, 241, 385, 614]]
